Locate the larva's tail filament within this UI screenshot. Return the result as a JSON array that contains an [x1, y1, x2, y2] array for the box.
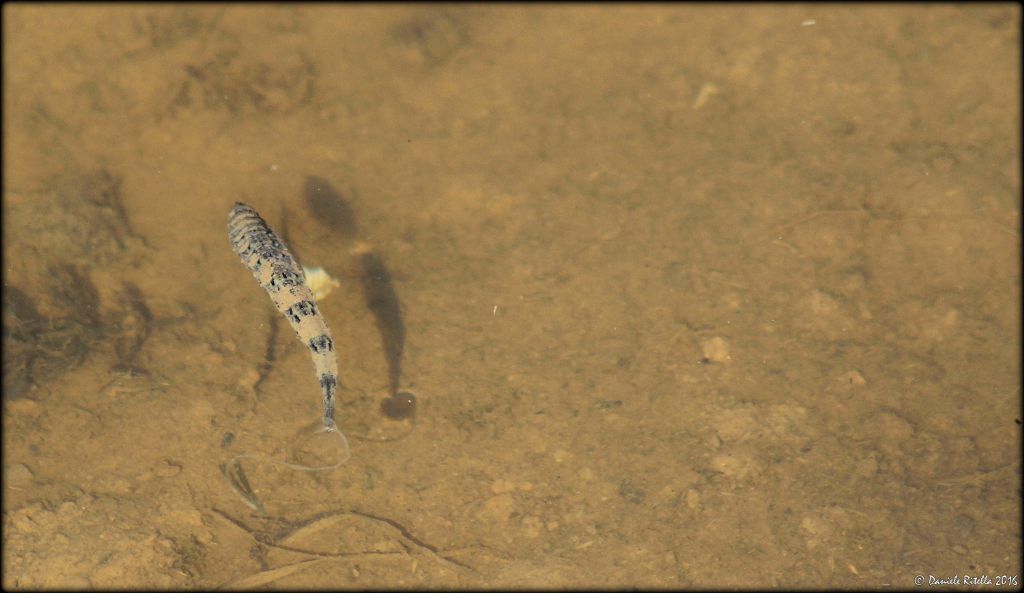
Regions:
[[222, 422, 351, 515]]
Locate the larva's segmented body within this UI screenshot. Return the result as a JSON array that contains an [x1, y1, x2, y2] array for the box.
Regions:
[[228, 202, 338, 431]]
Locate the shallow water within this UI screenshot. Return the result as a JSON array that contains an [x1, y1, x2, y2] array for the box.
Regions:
[[3, 4, 1020, 588]]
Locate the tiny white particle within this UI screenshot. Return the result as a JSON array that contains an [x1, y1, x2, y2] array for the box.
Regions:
[[801, 19, 816, 26]]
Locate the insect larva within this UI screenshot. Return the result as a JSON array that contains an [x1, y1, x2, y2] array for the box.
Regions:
[[227, 202, 338, 432]]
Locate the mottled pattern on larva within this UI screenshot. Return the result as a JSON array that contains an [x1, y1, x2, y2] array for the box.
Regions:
[[228, 202, 338, 430]]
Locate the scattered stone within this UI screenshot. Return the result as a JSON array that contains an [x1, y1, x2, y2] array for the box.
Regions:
[[701, 337, 731, 363], [840, 370, 867, 385], [5, 463, 34, 488]]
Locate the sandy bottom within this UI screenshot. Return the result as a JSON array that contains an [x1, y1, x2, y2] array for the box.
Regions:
[[3, 5, 1020, 588]]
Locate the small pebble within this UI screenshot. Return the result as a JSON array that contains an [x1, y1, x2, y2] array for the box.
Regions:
[[5, 463, 34, 488], [841, 370, 867, 385], [701, 337, 731, 363], [491, 479, 516, 494], [153, 460, 182, 478]]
